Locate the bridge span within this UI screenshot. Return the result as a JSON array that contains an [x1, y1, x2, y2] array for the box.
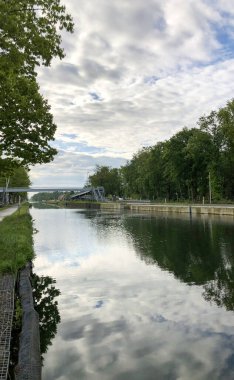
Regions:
[[0, 186, 106, 202], [0, 187, 85, 193]]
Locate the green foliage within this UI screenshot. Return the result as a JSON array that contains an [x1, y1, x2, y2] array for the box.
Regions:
[[0, 165, 31, 202], [123, 213, 234, 311], [0, 166, 31, 187], [89, 166, 123, 196], [0, 0, 74, 169], [32, 274, 61, 359], [94, 99, 234, 202], [0, 158, 18, 178], [0, 75, 57, 165], [0, 0, 74, 74], [0, 204, 34, 273], [31, 191, 67, 201], [199, 99, 234, 199]]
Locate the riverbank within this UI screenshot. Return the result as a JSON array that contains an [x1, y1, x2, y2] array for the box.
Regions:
[[0, 204, 41, 379], [127, 203, 234, 216], [0, 204, 35, 274], [51, 200, 234, 216]]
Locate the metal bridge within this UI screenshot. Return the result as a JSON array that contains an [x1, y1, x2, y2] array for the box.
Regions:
[[70, 187, 105, 202], [0, 187, 85, 193], [0, 186, 106, 202]]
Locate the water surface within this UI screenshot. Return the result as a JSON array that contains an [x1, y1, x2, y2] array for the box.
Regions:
[[31, 207, 234, 380]]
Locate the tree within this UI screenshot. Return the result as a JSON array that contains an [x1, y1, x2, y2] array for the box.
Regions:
[[0, 75, 57, 165], [148, 142, 168, 200], [121, 148, 153, 199], [184, 129, 215, 200], [32, 274, 61, 359], [89, 166, 122, 197], [0, 165, 31, 202], [0, 0, 74, 168], [198, 99, 234, 199], [163, 128, 196, 200], [0, 0, 73, 74]]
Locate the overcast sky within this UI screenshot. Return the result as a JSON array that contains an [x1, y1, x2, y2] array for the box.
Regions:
[[31, 0, 234, 187]]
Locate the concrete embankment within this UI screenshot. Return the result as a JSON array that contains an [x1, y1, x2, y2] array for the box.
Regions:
[[127, 203, 234, 216], [58, 201, 234, 216], [100, 202, 128, 210]]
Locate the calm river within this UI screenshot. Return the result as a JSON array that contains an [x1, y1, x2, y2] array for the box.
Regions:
[[31, 205, 234, 380]]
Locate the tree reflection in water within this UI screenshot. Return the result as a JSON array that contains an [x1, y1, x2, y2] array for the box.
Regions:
[[8, 274, 61, 377], [203, 269, 234, 311], [120, 214, 234, 312], [31, 274, 61, 360], [87, 212, 234, 313]]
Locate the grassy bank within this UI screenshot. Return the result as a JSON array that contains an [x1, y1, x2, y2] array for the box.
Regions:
[[0, 204, 34, 274]]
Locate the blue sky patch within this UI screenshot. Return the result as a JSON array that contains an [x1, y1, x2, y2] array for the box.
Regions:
[[144, 76, 160, 85], [52, 140, 106, 154], [62, 133, 78, 139], [94, 300, 104, 309], [215, 26, 234, 59], [89, 92, 103, 101]]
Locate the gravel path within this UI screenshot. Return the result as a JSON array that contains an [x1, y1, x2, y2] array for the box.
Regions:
[[0, 206, 18, 222]]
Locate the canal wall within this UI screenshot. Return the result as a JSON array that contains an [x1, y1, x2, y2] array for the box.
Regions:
[[100, 202, 127, 210], [127, 203, 234, 216], [56, 200, 234, 216]]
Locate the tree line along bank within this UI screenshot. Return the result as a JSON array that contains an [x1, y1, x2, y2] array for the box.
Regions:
[[88, 99, 234, 203]]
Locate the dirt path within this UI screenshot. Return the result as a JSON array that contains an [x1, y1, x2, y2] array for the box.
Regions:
[[0, 206, 18, 223]]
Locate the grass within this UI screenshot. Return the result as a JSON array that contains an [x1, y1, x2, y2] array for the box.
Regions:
[[0, 205, 12, 211], [0, 203, 35, 274]]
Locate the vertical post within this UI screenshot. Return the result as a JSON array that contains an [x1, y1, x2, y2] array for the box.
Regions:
[[4, 177, 10, 204], [208, 172, 212, 204]]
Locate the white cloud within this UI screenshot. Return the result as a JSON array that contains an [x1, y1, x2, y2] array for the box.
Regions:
[[32, 0, 234, 186]]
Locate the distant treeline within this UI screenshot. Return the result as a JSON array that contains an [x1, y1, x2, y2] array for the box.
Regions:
[[31, 192, 69, 202], [0, 166, 31, 202], [89, 99, 234, 202]]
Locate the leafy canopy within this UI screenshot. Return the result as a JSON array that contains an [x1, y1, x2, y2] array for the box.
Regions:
[[0, 0, 74, 74], [0, 0, 74, 168]]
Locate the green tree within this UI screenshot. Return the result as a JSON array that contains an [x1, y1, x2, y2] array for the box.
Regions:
[[32, 274, 61, 360], [184, 129, 215, 200], [198, 99, 234, 199], [0, 165, 31, 202], [0, 0, 73, 74], [0, 0, 74, 168], [0, 75, 57, 165], [121, 148, 153, 199], [163, 128, 195, 200], [148, 142, 168, 200], [89, 166, 122, 197]]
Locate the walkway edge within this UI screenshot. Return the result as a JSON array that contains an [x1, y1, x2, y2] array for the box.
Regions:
[[0, 275, 15, 380], [15, 263, 41, 380]]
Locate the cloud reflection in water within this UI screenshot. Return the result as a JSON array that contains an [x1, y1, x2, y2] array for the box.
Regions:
[[32, 208, 234, 380]]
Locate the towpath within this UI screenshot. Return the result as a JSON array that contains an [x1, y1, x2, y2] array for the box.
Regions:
[[0, 205, 18, 222]]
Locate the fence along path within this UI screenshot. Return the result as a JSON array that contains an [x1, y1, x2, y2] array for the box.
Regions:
[[0, 275, 15, 380]]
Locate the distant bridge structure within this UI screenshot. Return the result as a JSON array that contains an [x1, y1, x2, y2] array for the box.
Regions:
[[0, 187, 84, 193], [0, 186, 106, 202], [70, 187, 105, 202]]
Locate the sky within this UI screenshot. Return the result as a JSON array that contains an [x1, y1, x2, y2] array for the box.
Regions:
[[31, 0, 234, 187]]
